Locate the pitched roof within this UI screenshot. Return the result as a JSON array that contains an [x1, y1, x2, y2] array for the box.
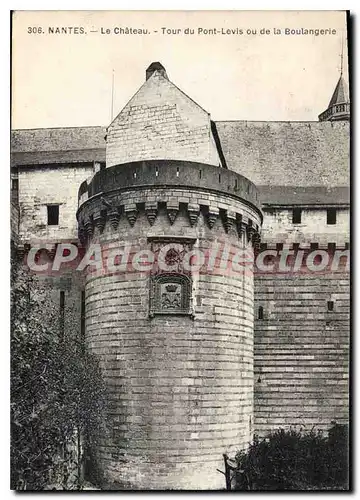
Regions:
[[11, 126, 106, 153], [11, 148, 106, 167], [11, 121, 350, 204], [215, 121, 349, 188], [11, 126, 106, 166], [259, 185, 349, 206], [328, 75, 350, 107]]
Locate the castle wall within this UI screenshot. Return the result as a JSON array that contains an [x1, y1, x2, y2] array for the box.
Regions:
[[253, 207, 349, 435], [106, 71, 221, 168], [254, 270, 349, 435], [77, 161, 261, 489], [31, 272, 84, 339], [18, 165, 93, 243], [260, 207, 349, 246], [12, 246, 84, 344], [12, 144, 350, 473]]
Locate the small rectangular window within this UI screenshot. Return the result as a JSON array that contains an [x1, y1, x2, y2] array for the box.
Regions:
[[327, 300, 334, 312], [310, 243, 319, 251], [258, 306, 264, 320], [292, 208, 302, 224], [47, 205, 59, 226], [327, 208, 337, 225], [11, 179, 19, 191], [328, 243, 336, 252]]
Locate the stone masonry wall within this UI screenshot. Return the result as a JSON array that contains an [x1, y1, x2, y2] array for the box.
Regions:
[[106, 71, 221, 168], [253, 207, 349, 435], [78, 174, 261, 489], [85, 212, 253, 489], [254, 269, 349, 435], [260, 208, 350, 247], [18, 165, 93, 243], [32, 272, 84, 340], [13, 249, 84, 345]]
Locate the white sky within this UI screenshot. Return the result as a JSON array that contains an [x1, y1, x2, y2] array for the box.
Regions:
[[11, 10, 349, 129]]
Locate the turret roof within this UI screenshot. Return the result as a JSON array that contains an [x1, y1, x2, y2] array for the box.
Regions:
[[328, 74, 349, 107]]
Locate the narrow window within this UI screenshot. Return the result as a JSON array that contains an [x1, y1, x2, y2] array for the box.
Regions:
[[47, 205, 59, 226], [276, 243, 283, 251], [258, 306, 264, 320], [59, 291, 65, 338], [328, 243, 336, 253], [11, 178, 19, 203], [327, 208, 337, 225], [80, 291, 86, 349], [327, 300, 334, 312], [292, 208, 302, 224], [310, 243, 319, 251]]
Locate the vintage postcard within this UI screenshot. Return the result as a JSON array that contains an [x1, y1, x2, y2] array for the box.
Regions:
[[11, 10, 350, 491]]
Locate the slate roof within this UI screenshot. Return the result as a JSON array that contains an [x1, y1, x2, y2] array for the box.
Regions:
[[215, 121, 349, 189], [328, 75, 350, 107], [11, 121, 350, 205], [259, 185, 349, 206], [11, 126, 106, 166]]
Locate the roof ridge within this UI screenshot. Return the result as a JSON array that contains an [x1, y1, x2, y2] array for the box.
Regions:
[[12, 125, 107, 132]]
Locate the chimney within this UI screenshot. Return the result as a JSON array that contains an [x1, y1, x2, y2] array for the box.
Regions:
[[146, 62, 168, 81]]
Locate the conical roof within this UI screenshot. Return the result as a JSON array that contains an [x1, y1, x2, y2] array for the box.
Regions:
[[328, 74, 349, 107], [318, 73, 350, 122]]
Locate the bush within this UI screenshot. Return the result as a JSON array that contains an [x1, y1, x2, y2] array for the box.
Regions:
[[234, 425, 349, 491]]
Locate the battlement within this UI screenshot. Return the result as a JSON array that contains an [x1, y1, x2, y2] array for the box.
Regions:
[[78, 160, 261, 210]]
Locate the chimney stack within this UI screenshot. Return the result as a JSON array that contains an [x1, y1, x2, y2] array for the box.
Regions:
[[146, 61, 168, 81]]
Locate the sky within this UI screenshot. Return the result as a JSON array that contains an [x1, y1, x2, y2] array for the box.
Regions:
[[11, 10, 349, 129]]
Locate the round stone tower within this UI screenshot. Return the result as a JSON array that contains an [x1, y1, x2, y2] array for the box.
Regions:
[[77, 63, 262, 490]]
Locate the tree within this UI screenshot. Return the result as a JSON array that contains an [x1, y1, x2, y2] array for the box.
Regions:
[[11, 258, 106, 490]]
